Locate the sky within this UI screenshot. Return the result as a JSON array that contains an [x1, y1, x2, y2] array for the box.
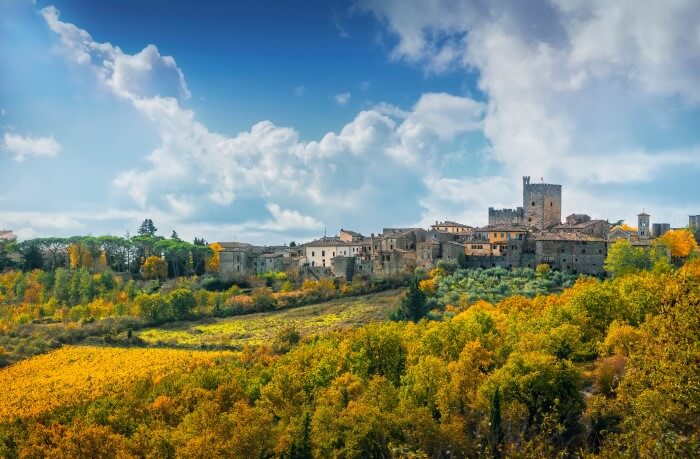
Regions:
[[1, 0, 699, 244]]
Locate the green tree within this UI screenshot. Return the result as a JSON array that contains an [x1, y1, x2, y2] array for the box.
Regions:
[[169, 288, 196, 320], [604, 239, 663, 277], [137, 218, 158, 237], [289, 410, 312, 459], [391, 276, 427, 322], [490, 387, 504, 458]]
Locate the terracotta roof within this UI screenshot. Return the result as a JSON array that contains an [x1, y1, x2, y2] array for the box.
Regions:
[[340, 229, 364, 237], [218, 242, 252, 249], [476, 223, 529, 232], [431, 221, 470, 228], [535, 231, 606, 242], [303, 238, 364, 247], [553, 219, 609, 230]]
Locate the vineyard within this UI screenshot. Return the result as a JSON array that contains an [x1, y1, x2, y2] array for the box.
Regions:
[[137, 289, 402, 348], [0, 346, 233, 421]]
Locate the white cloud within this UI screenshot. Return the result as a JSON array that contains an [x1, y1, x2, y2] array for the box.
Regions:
[[262, 204, 323, 231], [335, 92, 351, 105], [2, 132, 62, 161], [36, 2, 700, 243], [41, 6, 189, 102]]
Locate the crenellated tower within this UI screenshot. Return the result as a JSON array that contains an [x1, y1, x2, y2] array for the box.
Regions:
[[523, 176, 562, 230]]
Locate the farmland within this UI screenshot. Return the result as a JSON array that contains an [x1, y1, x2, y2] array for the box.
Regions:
[[137, 289, 402, 348]]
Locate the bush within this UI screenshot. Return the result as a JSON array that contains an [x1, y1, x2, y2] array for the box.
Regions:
[[169, 289, 196, 321]]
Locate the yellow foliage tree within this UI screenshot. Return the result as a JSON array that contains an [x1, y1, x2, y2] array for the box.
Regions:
[[657, 229, 699, 257], [67, 243, 93, 269], [206, 242, 223, 273], [142, 255, 167, 280]]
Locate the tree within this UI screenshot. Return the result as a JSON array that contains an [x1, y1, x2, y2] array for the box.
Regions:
[[137, 219, 158, 237], [657, 228, 698, 258], [68, 243, 93, 269], [391, 276, 427, 322], [169, 289, 196, 320], [206, 242, 223, 273], [490, 387, 504, 458], [489, 352, 584, 441], [289, 410, 312, 459], [142, 256, 167, 280], [604, 240, 664, 277], [20, 243, 44, 270]]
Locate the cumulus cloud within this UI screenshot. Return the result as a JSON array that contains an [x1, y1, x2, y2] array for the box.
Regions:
[[41, 6, 190, 101], [2, 132, 62, 161], [37, 2, 700, 241], [358, 0, 700, 224], [40, 5, 488, 237], [335, 92, 351, 105]]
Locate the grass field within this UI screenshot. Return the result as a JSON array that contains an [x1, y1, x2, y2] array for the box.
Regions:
[[0, 346, 233, 421], [138, 289, 402, 348]]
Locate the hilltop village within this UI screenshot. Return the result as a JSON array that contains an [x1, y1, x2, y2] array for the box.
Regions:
[[216, 176, 698, 282]]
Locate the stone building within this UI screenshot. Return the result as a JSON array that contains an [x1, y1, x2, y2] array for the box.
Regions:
[[416, 239, 441, 266], [0, 230, 15, 241], [303, 237, 366, 268], [523, 176, 562, 230], [652, 223, 671, 238], [534, 232, 607, 275], [689, 215, 700, 228], [637, 212, 650, 240], [441, 241, 467, 261], [488, 207, 524, 225], [553, 214, 610, 239], [430, 221, 472, 235], [218, 242, 299, 282], [339, 229, 365, 242]]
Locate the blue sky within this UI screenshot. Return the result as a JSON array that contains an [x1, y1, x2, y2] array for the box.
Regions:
[[1, 0, 699, 243]]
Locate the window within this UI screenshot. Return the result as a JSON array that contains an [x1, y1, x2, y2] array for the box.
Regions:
[[560, 248, 565, 253], [562, 258, 566, 262], [311, 261, 315, 267], [531, 201, 535, 206], [311, 251, 315, 257], [332, 251, 335, 256], [550, 202, 553, 207], [322, 250, 325, 256], [582, 249, 586, 253]]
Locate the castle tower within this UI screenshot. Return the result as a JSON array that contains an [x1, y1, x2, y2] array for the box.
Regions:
[[638, 212, 650, 240], [523, 176, 562, 230]]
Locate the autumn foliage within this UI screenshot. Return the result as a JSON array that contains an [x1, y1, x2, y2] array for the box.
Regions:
[[0, 261, 697, 457]]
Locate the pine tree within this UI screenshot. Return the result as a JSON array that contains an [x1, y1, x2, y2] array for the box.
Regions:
[[391, 276, 427, 322], [137, 219, 158, 237]]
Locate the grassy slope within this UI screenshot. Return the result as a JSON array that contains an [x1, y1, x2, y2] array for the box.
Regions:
[[137, 289, 402, 349]]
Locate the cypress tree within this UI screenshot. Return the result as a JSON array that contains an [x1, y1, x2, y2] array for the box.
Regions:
[[490, 387, 504, 458]]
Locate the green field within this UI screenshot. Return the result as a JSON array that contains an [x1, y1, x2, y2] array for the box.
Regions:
[[137, 289, 402, 348]]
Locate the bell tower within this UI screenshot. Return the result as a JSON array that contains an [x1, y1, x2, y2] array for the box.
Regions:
[[638, 212, 650, 240]]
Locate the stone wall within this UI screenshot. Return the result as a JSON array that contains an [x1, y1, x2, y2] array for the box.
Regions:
[[535, 239, 606, 275], [523, 176, 562, 229], [488, 207, 525, 225]]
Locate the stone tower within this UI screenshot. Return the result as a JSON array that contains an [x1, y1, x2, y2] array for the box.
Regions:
[[638, 212, 650, 240], [523, 176, 562, 230]]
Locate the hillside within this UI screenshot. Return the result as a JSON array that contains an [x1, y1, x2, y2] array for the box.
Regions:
[[137, 289, 402, 349]]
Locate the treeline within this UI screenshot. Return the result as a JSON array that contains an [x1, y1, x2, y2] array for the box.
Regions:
[[0, 219, 212, 279], [1, 260, 697, 457]]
